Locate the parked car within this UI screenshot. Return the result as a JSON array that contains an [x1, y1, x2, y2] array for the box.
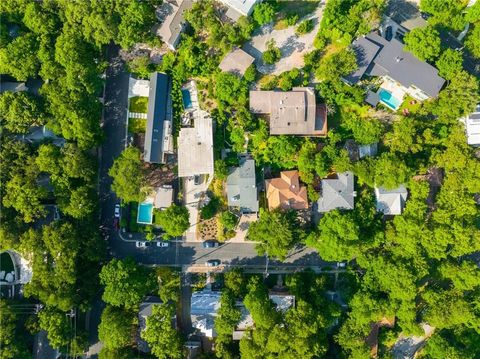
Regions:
[[114, 204, 121, 218], [136, 241, 151, 249], [53, 206, 60, 221], [157, 241, 170, 248], [206, 259, 221, 267], [337, 262, 347, 268], [385, 26, 393, 41], [203, 240, 219, 248], [194, 174, 202, 185]]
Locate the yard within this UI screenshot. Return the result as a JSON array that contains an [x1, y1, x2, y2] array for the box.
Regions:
[[128, 118, 147, 134], [242, 1, 324, 75], [129, 96, 148, 113]]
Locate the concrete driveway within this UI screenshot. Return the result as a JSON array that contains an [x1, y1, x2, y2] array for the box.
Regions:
[[183, 174, 212, 242], [243, 4, 324, 75]]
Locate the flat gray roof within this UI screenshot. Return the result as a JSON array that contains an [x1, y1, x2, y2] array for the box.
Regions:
[[219, 48, 255, 76]]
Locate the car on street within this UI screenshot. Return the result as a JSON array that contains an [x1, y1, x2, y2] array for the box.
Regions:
[[157, 241, 170, 248], [136, 241, 151, 249], [206, 259, 221, 267], [53, 206, 60, 221], [114, 204, 121, 218], [203, 240, 219, 248], [385, 26, 393, 41], [337, 262, 347, 268]]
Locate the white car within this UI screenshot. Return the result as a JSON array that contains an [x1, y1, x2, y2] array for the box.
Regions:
[[136, 241, 151, 249], [114, 204, 121, 218], [157, 241, 170, 248]]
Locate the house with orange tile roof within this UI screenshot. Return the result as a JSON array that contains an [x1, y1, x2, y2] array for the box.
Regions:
[[265, 171, 309, 211]]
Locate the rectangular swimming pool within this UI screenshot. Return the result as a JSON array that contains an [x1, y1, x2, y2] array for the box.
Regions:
[[181, 89, 192, 109], [378, 88, 402, 110], [137, 202, 153, 224]]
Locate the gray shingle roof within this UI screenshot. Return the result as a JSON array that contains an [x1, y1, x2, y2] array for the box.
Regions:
[[345, 32, 445, 97], [226, 158, 259, 213], [144, 72, 170, 164], [317, 172, 355, 213]]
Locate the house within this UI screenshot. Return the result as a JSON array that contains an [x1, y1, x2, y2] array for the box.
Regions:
[[265, 171, 308, 211], [220, 0, 262, 21], [344, 32, 445, 110], [0, 81, 27, 93], [461, 103, 480, 146], [226, 158, 259, 213], [190, 290, 221, 338], [317, 172, 355, 213], [144, 72, 174, 164], [157, 0, 193, 50], [19, 125, 64, 147], [177, 110, 214, 177], [233, 293, 295, 340], [359, 143, 378, 159], [137, 296, 166, 352], [219, 48, 255, 77], [249, 87, 327, 136], [375, 186, 408, 215]]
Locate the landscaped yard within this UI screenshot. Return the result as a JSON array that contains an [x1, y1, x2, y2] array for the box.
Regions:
[[398, 95, 422, 115], [129, 96, 148, 113], [274, 0, 320, 30], [128, 118, 147, 134]]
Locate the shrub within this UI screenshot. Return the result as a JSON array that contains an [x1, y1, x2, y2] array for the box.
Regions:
[[262, 39, 281, 65], [296, 19, 314, 35]]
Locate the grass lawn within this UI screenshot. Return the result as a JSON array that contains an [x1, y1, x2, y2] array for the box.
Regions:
[[276, 0, 320, 19], [129, 96, 148, 113], [128, 118, 147, 134], [397, 95, 422, 115]]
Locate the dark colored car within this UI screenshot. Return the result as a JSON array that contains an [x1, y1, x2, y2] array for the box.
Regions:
[[194, 175, 202, 185], [385, 26, 393, 41], [203, 240, 219, 248], [206, 259, 221, 267]]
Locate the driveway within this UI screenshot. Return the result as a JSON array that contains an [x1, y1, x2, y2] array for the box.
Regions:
[[243, 4, 324, 75], [183, 175, 212, 242]]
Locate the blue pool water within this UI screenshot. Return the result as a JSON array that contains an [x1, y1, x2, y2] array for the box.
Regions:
[[137, 202, 153, 224], [181, 89, 192, 109], [378, 89, 402, 110]]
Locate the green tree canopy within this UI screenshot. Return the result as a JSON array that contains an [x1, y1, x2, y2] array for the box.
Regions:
[[99, 258, 156, 309], [155, 204, 190, 239], [316, 48, 358, 83], [435, 48, 464, 80], [404, 26, 441, 62], [98, 306, 134, 350], [109, 146, 146, 203], [0, 33, 39, 81], [247, 209, 299, 261], [141, 303, 184, 359], [38, 306, 72, 349], [252, 2, 275, 26], [0, 92, 45, 133]]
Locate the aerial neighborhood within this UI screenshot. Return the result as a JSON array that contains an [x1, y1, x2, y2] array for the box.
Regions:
[[1, 0, 480, 358]]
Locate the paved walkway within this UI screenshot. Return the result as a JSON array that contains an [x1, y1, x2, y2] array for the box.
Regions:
[[243, 4, 324, 75], [184, 174, 213, 242], [128, 112, 147, 119]]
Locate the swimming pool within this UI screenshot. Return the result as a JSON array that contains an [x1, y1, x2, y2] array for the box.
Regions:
[[378, 88, 402, 110], [137, 202, 153, 224], [181, 89, 192, 109]]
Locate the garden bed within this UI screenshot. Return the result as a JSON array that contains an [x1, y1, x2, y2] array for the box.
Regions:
[[129, 96, 148, 113], [128, 118, 147, 133]]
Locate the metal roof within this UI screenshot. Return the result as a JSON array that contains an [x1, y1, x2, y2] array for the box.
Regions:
[[345, 32, 445, 97], [144, 72, 170, 164], [226, 158, 259, 213]]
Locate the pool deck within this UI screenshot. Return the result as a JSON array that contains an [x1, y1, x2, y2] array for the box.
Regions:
[[380, 80, 405, 110]]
